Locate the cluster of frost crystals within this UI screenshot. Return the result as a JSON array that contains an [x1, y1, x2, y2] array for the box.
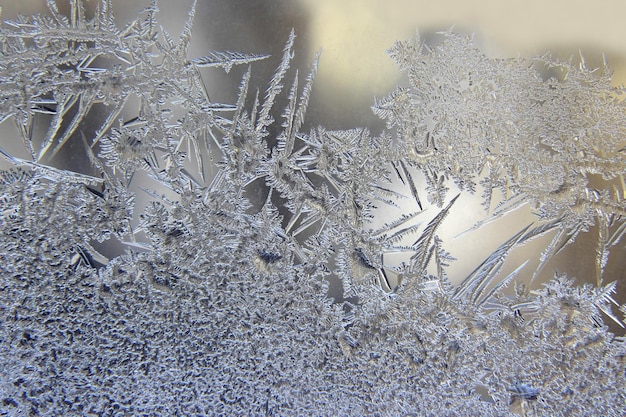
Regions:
[[1, 2, 625, 416], [374, 32, 626, 228]]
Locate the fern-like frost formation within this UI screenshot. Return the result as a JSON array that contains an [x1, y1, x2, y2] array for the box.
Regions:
[[0, 2, 625, 416]]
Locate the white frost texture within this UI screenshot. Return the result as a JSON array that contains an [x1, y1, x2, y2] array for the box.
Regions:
[[0, 1, 625, 416]]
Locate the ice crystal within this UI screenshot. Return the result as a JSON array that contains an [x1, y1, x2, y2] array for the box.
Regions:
[[0, 2, 625, 416], [376, 32, 626, 228]]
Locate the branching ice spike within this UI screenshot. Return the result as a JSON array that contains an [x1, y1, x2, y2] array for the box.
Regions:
[[69, 0, 86, 29], [278, 70, 298, 156], [593, 281, 624, 328], [476, 260, 529, 309], [0, 146, 103, 187], [410, 193, 459, 273], [453, 224, 532, 304], [46, 0, 68, 28], [48, 90, 97, 161], [91, 95, 129, 148], [530, 227, 565, 285], [293, 51, 320, 136], [37, 93, 72, 162], [191, 52, 270, 73], [399, 160, 423, 210], [231, 66, 251, 135], [595, 214, 610, 287], [178, 0, 197, 54], [256, 29, 296, 134], [371, 210, 424, 238]]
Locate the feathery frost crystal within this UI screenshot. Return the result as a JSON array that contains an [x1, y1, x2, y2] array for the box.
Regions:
[[0, 1, 625, 416]]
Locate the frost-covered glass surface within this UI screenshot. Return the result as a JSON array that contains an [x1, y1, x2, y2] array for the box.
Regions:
[[0, 1, 625, 416]]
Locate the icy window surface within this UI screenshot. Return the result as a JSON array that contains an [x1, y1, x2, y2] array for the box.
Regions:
[[0, 1, 625, 416]]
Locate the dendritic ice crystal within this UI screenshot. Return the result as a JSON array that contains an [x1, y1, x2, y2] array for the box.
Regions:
[[0, 1, 625, 416]]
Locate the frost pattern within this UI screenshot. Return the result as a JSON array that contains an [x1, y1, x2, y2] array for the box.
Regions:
[[0, 2, 625, 416], [377, 32, 625, 217]]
